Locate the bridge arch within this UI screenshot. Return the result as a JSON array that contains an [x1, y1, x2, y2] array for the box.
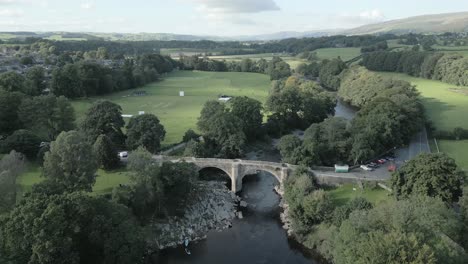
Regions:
[[239, 167, 282, 184], [196, 164, 233, 180]]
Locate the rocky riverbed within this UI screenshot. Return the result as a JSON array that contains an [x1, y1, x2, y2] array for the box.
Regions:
[[147, 181, 243, 250]]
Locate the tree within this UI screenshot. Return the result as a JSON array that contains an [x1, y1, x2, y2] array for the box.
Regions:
[[303, 117, 351, 166], [319, 58, 347, 90], [197, 100, 226, 133], [18, 95, 75, 141], [331, 197, 372, 227], [0, 71, 26, 93], [182, 129, 199, 143], [266, 78, 336, 131], [197, 101, 246, 158], [81, 100, 125, 147], [43, 131, 98, 192], [460, 187, 468, 250], [93, 134, 120, 170], [50, 63, 83, 98], [277, 135, 303, 164], [301, 190, 334, 226], [24, 66, 46, 96], [1, 129, 42, 159], [0, 90, 24, 136], [229, 96, 263, 141], [126, 114, 166, 154], [332, 196, 466, 263], [0, 192, 145, 264], [0, 151, 25, 213], [159, 162, 198, 213], [391, 153, 464, 203], [267, 57, 291, 80]]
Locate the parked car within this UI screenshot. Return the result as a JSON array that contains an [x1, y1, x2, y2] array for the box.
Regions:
[[367, 163, 378, 168], [377, 159, 386, 164], [118, 151, 128, 158], [360, 165, 374, 171]]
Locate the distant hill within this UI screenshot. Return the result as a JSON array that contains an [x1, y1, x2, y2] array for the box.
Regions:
[[1, 12, 467, 42], [341, 12, 468, 35]]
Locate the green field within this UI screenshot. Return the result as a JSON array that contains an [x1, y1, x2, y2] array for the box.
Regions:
[[208, 53, 306, 69], [16, 163, 131, 198], [433, 45, 468, 57], [377, 72, 468, 169], [72, 70, 271, 145], [327, 183, 390, 206], [44, 35, 87, 41], [314, 47, 361, 61], [437, 140, 468, 170], [377, 72, 468, 131]]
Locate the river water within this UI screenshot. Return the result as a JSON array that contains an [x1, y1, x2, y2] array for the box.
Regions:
[[155, 172, 317, 264], [153, 100, 359, 264]]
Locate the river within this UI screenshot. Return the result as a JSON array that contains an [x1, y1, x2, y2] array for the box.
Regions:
[[154, 172, 317, 264]]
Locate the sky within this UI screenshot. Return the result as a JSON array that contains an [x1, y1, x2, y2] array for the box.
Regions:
[[0, 0, 467, 36]]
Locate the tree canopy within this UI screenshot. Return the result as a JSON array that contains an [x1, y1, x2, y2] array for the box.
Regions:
[[43, 131, 98, 192], [391, 153, 464, 203], [126, 114, 166, 154]]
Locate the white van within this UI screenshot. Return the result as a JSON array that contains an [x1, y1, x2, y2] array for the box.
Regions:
[[118, 151, 128, 158]]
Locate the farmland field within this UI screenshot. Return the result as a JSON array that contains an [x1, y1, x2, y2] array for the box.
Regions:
[[314, 47, 361, 61], [377, 72, 468, 168], [208, 53, 306, 69], [72, 70, 271, 146], [377, 72, 468, 130]]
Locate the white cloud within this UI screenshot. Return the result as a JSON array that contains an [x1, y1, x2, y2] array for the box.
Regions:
[[191, 0, 280, 13], [336, 9, 386, 27], [80, 1, 94, 10], [0, 8, 23, 17], [359, 9, 385, 21]]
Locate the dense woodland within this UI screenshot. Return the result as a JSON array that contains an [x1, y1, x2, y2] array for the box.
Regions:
[[362, 50, 468, 86]]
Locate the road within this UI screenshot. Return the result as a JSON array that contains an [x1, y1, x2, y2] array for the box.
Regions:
[[363, 127, 431, 180]]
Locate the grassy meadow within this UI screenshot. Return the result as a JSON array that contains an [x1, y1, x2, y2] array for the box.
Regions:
[[377, 72, 468, 169], [314, 47, 361, 61], [72, 70, 271, 146], [327, 183, 390, 206], [208, 53, 306, 69]]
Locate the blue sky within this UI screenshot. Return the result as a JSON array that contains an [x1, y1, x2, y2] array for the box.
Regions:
[[0, 0, 467, 35]]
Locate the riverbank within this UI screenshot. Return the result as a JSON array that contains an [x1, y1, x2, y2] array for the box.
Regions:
[[147, 181, 241, 250]]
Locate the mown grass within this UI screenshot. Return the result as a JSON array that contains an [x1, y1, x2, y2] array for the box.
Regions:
[[72, 70, 271, 146], [327, 183, 390, 207], [377, 72, 468, 131], [437, 140, 468, 171], [16, 163, 131, 198], [313, 47, 361, 61]]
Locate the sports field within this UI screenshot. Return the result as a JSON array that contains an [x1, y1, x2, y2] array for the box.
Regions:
[[377, 72, 468, 169], [72, 70, 271, 146]]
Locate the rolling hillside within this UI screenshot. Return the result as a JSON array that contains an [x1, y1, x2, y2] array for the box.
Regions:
[[342, 12, 468, 35]]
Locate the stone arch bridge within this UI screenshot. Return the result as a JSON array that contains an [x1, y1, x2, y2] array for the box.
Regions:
[[154, 156, 383, 193]]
